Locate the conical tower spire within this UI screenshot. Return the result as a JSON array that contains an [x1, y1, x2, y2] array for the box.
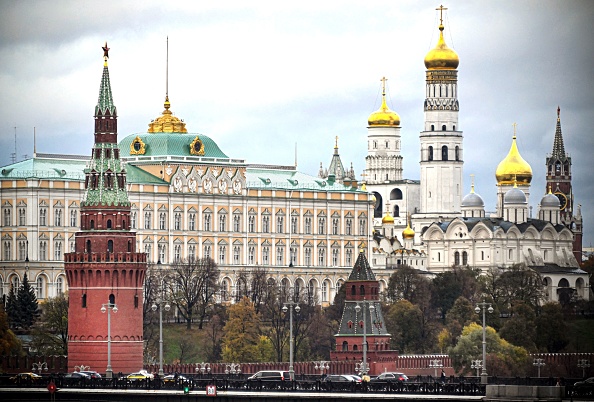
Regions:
[[551, 106, 566, 159], [96, 42, 117, 116]]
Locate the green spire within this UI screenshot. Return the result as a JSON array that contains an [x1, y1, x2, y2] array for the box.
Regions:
[[95, 64, 117, 116]]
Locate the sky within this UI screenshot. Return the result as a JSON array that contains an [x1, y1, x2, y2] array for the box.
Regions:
[[1, 1, 593, 248]]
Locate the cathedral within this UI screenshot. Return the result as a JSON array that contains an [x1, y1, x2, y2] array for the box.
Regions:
[[0, 8, 589, 308]]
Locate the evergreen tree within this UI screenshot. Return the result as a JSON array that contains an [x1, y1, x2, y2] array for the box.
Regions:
[[0, 304, 22, 355], [16, 273, 40, 330], [6, 285, 18, 329]]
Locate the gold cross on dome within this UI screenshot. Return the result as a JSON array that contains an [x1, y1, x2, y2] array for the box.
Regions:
[[436, 5, 448, 25], [380, 76, 388, 95], [512, 122, 518, 137]]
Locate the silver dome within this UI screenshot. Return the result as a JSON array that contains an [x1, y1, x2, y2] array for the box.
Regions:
[[541, 192, 560, 208], [504, 187, 527, 204], [462, 192, 485, 208]]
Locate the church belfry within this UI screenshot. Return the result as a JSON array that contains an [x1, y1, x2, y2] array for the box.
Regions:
[[545, 107, 582, 259], [419, 6, 463, 216]]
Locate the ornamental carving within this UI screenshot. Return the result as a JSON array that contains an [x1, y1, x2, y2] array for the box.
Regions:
[[130, 136, 146, 155], [190, 136, 205, 156]]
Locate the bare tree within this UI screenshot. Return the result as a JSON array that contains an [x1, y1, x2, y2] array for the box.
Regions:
[[167, 258, 220, 330]]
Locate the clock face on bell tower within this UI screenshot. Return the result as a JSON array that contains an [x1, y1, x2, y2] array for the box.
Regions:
[[554, 192, 568, 211]]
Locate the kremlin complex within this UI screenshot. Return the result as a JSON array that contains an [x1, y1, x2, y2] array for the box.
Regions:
[[0, 6, 589, 352]]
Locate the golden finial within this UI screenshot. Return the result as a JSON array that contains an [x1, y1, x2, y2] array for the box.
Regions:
[[436, 5, 448, 26], [102, 42, 110, 66], [557, 106, 561, 121], [470, 174, 475, 193], [512, 122, 517, 138], [335, 135, 339, 149], [513, 175, 518, 188], [548, 184, 552, 194], [380, 76, 387, 96]]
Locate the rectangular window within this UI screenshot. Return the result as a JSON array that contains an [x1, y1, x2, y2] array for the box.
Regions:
[[3, 208, 11, 226], [144, 212, 151, 229], [70, 210, 77, 227], [204, 214, 211, 231], [39, 208, 47, 226], [346, 219, 352, 235], [188, 213, 195, 231], [19, 208, 26, 226], [54, 209, 62, 226]]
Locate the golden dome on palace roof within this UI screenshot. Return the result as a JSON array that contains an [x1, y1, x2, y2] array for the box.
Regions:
[[424, 24, 459, 70], [495, 135, 533, 185], [147, 96, 188, 133]]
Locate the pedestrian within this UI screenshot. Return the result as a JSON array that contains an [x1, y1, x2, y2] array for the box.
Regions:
[[440, 369, 446, 384]]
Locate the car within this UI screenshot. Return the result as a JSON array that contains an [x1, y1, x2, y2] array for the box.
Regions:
[[79, 371, 102, 379], [163, 374, 188, 384], [573, 377, 594, 396], [247, 370, 291, 381], [346, 374, 363, 383], [63, 372, 91, 381], [127, 370, 154, 381], [10, 372, 43, 383], [322, 374, 358, 383], [371, 372, 409, 382], [574, 377, 594, 387]]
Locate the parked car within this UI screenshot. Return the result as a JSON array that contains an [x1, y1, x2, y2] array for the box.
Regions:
[[163, 374, 188, 384], [346, 374, 363, 382], [63, 372, 91, 380], [573, 377, 594, 396], [371, 372, 409, 382], [79, 371, 102, 379], [10, 372, 43, 383], [247, 370, 291, 381], [127, 370, 154, 381], [322, 374, 358, 383]]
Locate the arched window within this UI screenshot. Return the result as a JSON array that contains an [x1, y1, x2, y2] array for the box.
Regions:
[[454, 251, 460, 266], [107, 219, 112, 229], [431, 124, 435, 131], [428, 146, 433, 161], [342, 341, 349, 351], [90, 219, 94, 229], [86, 240, 91, 254], [455, 146, 460, 161], [442, 146, 448, 161], [107, 240, 113, 253], [360, 285, 365, 297], [390, 188, 403, 200], [393, 205, 400, 217], [109, 293, 115, 304], [442, 124, 446, 131], [82, 293, 87, 308], [351, 285, 356, 296], [462, 251, 468, 265]]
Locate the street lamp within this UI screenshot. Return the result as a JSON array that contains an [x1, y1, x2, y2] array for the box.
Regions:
[[578, 359, 590, 378], [74, 365, 90, 373], [314, 361, 329, 376], [533, 358, 546, 378], [196, 362, 211, 375], [101, 302, 118, 379], [32, 362, 48, 373], [474, 301, 493, 384], [283, 294, 300, 381], [471, 360, 483, 377], [354, 299, 374, 375], [151, 297, 171, 377], [429, 359, 443, 377], [225, 363, 241, 375]]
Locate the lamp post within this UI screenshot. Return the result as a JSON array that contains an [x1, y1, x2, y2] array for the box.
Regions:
[[151, 297, 171, 377], [475, 300, 493, 384], [283, 293, 300, 381], [32, 362, 48, 373], [533, 358, 545, 378], [314, 361, 329, 376], [196, 362, 211, 375], [225, 363, 241, 375], [578, 359, 590, 378], [354, 299, 374, 375], [74, 365, 90, 373], [471, 360, 483, 377], [429, 359, 443, 377], [101, 302, 118, 379]]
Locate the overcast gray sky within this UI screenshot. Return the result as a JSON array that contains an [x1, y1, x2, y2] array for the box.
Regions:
[[1, 1, 593, 248]]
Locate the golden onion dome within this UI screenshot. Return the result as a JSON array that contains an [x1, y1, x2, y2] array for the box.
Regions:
[[495, 135, 533, 185], [148, 96, 188, 133], [382, 211, 395, 224], [402, 223, 415, 240], [424, 24, 459, 70], [368, 82, 400, 127]]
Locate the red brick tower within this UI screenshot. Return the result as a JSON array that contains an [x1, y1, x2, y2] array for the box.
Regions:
[[545, 107, 583, 260], [330, 250, 397, 374], [65, 44, 147, 376]]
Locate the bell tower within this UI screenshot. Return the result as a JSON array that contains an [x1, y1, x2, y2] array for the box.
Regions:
[[545, 107, 582, 260], [65, 43, 147, 375]]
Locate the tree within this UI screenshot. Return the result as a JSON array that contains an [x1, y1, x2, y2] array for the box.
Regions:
[[431, 266, 481, 319], [15, 273, 40, 330], [6, 285, 18, 329], [535, 303, 569, 352], [260, 284, 288, 362], [384, 300, 424, 353], [445, 296, 477, 342], [483, 264, 543, 314], [221, 297, 262, 362], [0, 305, 22, 355], [168, 258, 220, 329], [386, 265, 432, 305], [499, 302, 537, 352], [30, 294, 69, 355], [449, 322, 529, 377]]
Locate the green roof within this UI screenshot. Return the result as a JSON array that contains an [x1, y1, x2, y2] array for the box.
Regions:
[[0, 155, 86, 181], [119, 132, 228, 158], [245, 167, 363, 192], [126, 164, 167, 185]]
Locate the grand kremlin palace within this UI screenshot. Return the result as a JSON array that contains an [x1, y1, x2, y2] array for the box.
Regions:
[[0, 12, 589, 306]]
